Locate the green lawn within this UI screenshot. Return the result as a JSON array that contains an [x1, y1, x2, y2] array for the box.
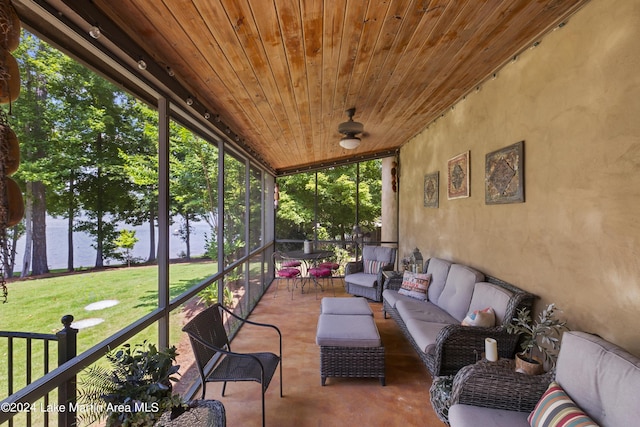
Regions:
[[0, 261, 218, 402]]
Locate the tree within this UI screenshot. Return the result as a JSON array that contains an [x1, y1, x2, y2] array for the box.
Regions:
[[170, 126, 218, 260], [118, 102, 159, 262], [113, 229, 139, 267], [14, 33, 144, 272], [219, 152, 246, 265], [12, 33, 61, 276], [44, 41, 101, 271], [53, 69, 139, 268]]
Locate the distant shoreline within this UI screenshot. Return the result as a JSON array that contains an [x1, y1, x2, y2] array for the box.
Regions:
[[7, 255, 213, 282], [12, 215, 210, 272]]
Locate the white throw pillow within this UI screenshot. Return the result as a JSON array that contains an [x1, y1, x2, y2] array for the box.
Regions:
[[461, 307, 495, 327]]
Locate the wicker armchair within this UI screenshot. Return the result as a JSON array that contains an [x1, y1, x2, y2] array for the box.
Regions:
[[451, 359, 553, 412], [446, 332, 640, 427], [344, 245, 397, 302], [432, 359, 553, 424]]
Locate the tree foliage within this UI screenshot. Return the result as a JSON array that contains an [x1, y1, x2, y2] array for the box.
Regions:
[[113, 229, 139, 267], [276, 161, 382, 245], [6, 31, 382, 276]]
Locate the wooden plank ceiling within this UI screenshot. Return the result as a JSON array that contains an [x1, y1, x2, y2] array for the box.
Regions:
[[60, 0, 589, 175]]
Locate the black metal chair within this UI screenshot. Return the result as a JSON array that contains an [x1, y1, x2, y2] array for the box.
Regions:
[[182, 303, 283, 427]]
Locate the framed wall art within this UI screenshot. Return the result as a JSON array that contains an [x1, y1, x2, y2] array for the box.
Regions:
[[485, 140, 524, 204], [424, 171, 439, 208], [447, 151, 470, 199]]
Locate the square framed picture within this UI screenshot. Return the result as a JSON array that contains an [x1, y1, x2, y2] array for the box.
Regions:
[[447, 151, 470, 199], [485, 141, 524, 204], [424, 172, 439, 208]]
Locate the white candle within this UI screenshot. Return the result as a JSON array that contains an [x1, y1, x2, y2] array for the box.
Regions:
[[485, 338, 498, 362]]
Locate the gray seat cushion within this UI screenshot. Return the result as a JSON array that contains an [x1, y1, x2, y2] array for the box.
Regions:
[[321, 297, 373, 315], [396, 299, 458, 325], [345, 272, 377, 288], [426, 258, 453, 304], [382, 289, 422, 309], [448, 404, 529, 427], [436, 264, 485, 322], [316, 314, 381, 347], [404, 318, 449, 354], [467, 282, 513, 325]]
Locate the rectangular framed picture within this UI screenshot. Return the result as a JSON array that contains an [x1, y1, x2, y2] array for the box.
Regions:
[[424, 172, 439, 208], [485, 141, 524, 204], [447, 151, 470, 199]]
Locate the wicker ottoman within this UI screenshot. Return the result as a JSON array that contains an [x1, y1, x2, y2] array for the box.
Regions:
[[316, 313, 385, 386]]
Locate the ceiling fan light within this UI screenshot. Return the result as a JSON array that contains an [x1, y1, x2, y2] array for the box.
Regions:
[[88, 26, 101, 39], [339, 135, 361, 149]]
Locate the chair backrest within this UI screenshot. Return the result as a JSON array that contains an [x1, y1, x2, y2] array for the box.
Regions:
[[436, 264, 485, 322], [182, 304, 230, 373], [362, 245, 396, 264], [273, 251, 285, 270], [555, 331, 640, 427]]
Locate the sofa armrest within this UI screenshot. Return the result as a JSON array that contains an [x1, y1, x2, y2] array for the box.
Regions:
[[450, 359, 553, 413], [345, 261, 363, 276], [383, 272, 403, 291], [430, 324, 521, 376], [371, 263, 393, 300]]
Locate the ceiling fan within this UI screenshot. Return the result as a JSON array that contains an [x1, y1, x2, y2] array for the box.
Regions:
[[338, 107, 364, 150]]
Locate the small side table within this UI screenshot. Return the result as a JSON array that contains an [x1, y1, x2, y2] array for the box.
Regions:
[[382, 270, 403, 291]]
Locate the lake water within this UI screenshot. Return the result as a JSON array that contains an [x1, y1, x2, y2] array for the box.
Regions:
[[13, 216, 210, 272]]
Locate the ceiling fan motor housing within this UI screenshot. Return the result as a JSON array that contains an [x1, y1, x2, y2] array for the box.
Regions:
[[338, 108, 364, 136]]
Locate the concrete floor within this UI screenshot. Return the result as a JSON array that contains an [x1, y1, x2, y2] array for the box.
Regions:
[[197, 278, 448, 427]]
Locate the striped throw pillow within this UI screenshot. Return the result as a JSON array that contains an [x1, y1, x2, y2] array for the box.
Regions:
[[363, 260, 386, 274], [528, 382, 599, 427]]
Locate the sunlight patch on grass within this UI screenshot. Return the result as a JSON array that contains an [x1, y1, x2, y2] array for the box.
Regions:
[[84, 299, 119, 311]]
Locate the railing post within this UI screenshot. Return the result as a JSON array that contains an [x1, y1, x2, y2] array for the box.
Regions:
[[57, 315, 77, 427]]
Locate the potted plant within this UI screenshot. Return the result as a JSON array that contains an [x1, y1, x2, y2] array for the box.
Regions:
[[79, 341, 187, 426], [507, 303, 568, 375]]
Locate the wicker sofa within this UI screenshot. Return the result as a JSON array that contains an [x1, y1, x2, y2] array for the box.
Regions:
[[382, 257, 536, 377], [344, 245, 397, 302], [448, 331, 640, 427]]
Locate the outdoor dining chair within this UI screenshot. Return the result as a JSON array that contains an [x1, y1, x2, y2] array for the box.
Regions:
[[273, 251, 301, 299], [308, 266, 336, 299], [182, 303, 283, 427]]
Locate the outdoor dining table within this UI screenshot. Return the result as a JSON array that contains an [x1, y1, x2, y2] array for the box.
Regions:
[[283, 249, 333, 271], [282, 250, 334, 293]]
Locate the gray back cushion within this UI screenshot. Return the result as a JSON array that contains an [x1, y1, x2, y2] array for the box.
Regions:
[[362, 245, 396, 264], [426, 258, 453, 304], [436, 264, 485, 322], [556, 331, 640, 427], [467, 282, 513, 325]]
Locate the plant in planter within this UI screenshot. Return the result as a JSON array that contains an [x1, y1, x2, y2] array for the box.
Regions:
[[507, 303, 568, 375], [79, 341, 186, 427]]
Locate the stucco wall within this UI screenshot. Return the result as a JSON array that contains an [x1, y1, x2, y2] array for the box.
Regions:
[[398, 0, 640, 356]]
